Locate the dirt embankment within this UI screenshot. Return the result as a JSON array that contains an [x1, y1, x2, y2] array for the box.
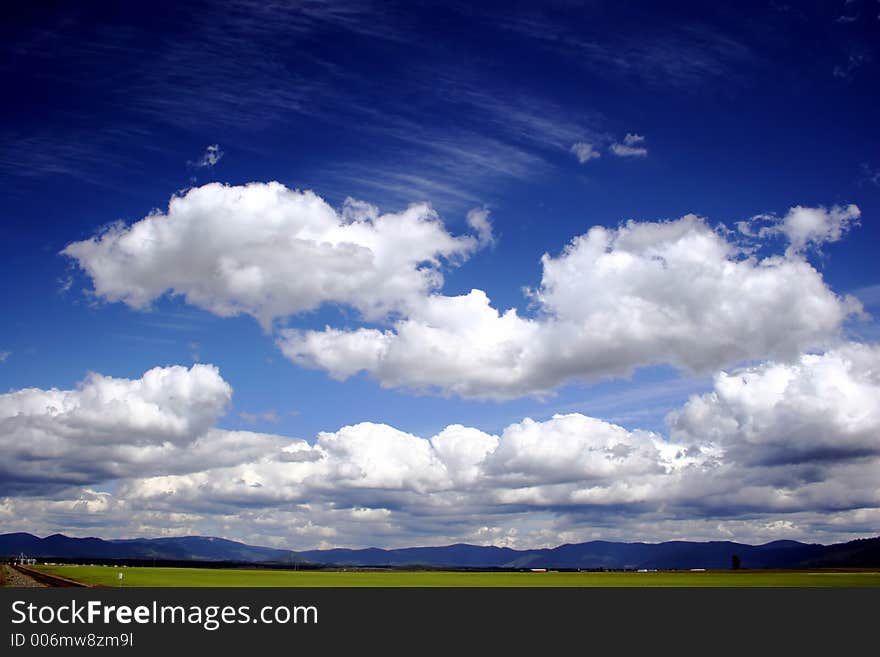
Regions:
[[1, 564, 47, 587]]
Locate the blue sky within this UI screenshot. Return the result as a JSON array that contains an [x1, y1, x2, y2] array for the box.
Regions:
[[1, 1, 879, 549]]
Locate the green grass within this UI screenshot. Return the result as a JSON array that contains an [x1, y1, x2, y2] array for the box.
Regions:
[[33, 565, 880, 587]]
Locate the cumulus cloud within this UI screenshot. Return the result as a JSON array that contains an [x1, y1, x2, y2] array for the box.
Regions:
[[465, 207, 494, 246], [0, 364, 287, 493], [96, 343, 880, 544], [280, 213, 861, 398], [62, 182, 486, 328], [779, 204, 860, 253], [61, 181, 861, 399], [669, 343, 880, 467], [570, 141, 601, 163], [0, 363, 230, 442], [116, 413, 702, 520], [610, 133, 648, 157], [3, 346, 880, 547], [739, 204, 860, 255]]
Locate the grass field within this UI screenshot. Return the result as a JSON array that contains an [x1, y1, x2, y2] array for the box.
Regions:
[[33, 565, 880, 587]]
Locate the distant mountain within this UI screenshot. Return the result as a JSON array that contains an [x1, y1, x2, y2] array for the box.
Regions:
[[795, 536, 880, 568], [0, 533, 294, 563], [2, 532, 878, 569], [294, 539, 836, 570]]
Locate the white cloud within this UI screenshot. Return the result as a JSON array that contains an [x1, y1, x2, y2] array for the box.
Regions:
[[108, 343, 880, 545], [466, 207, 494, 246], [668, 343, 880, 466], [280, 213, 861, 398], [191, 144, 224, 168], [0, 364, 290, 492], [0, 351, 9, 363], [4, 345, 880, 547], [570, 141, 601, 163], [740, 204, 860, 255], [779, 204, 860, 254], [63, 182, 861, 399], [610, 133, 648, 157], [115, 413, 699, 517], [62, 182, 486, 328], [0, 363, 230, 441]]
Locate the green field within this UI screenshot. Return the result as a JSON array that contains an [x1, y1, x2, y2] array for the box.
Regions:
[[33, 565, 880, 587]]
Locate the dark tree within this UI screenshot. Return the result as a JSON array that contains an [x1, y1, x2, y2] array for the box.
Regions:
[[731, 554, 741, 570]]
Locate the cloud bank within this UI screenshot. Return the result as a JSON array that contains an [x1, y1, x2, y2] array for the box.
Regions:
[[3, 346, 879, 548], [62, 185, 862, 399]]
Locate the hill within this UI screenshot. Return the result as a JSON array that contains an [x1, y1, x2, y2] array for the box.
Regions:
[[2, 532, 878, 569], [0, 533, 293, 563]]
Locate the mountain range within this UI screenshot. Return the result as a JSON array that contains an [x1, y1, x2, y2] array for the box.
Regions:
[[2, 532, 879, 570]]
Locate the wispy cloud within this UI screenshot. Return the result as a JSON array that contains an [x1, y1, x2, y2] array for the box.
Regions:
[[306, 71, 608, 208], [326, 169, 484, 209], [313, 122, 548, 210], [108, 333, 179, 346], [570, 142, 601, 163], [836, 0, 860, 23], [550, 373, 713, 426], [223, 0, 419, 44], [860, 162, 880, 186], [3, 1, 613, 204], [0, 351, 10, 363], [0, 2, 413, 182], [833, 47, 872, 78], [58, 275, 74, 294], [426, 81, 607, 152], [239, 409, 280, 424], [121, 2, 431, 133], [495, 12, 755, 89], [0, 125, 150, 185], [610, 133, 648, 157], [850, 283, 880, 309], [190, 144, 224, 169]]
